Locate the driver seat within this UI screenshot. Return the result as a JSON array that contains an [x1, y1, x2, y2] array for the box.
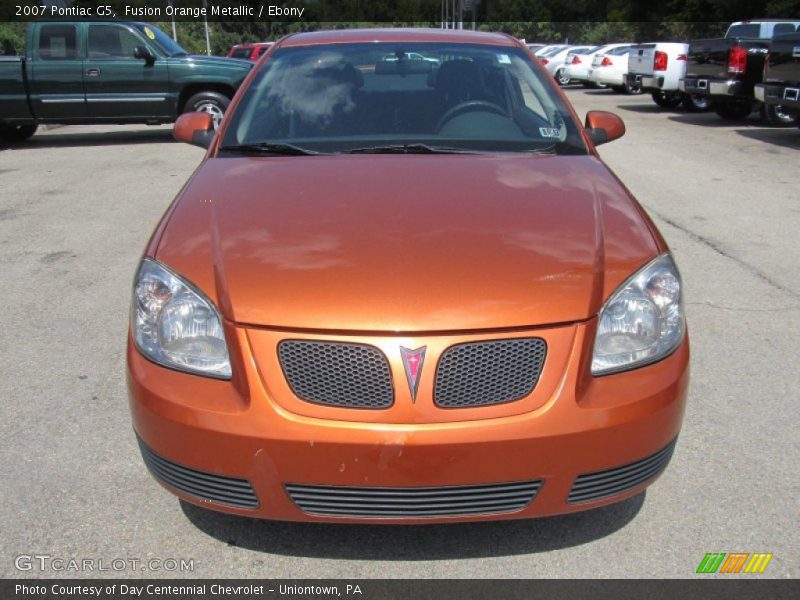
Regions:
[[433, 60, 489, 110]]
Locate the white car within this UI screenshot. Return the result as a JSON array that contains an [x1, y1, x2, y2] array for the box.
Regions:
[[627, 42, 710, 111], [588, 46, 637, 92], [538, 45, 593, 85], [534, 44, 568, 57], [563, 43, 629, 87]]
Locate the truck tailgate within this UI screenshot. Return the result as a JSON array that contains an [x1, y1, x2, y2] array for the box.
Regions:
[[766, 34, 800, 84], [628, 44, 656, 76], [0, 56, 33, 120], [686, 38, 735, 79]]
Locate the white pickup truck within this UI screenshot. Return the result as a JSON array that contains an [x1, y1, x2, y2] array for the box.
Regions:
[[627, 43, 710, 111]]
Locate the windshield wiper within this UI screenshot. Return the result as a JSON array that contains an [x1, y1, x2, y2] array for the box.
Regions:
[[345, 143, 480, 155], [218, 143, 323, 156]]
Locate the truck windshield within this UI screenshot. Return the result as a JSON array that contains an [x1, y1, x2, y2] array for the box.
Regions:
[[725, 24, 762, 38], [221, 42, 586, 155], [132, 24, 188, 57]]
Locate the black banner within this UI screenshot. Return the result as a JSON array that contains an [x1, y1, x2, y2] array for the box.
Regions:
[[1, 0, 799, 23], [3, 580, 799, 600]]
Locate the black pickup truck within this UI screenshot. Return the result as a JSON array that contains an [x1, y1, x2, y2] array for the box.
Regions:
[[755, 33, 800, 127], [0, 20, 252, 142], [681, 20, 800, 125]]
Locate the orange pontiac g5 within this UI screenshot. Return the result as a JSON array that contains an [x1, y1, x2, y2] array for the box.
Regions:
[[128, 29, 689, 523]]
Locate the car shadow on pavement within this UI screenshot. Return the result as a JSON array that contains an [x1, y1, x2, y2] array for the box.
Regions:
[[734, 128, 800, 150], [1, 128, 174, 150], [616, 103, 674, 114], [180, 493, 645, 559], [666, 112, 765, 128]]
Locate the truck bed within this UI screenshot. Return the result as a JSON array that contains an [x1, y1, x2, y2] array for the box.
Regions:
[[766, 33, 800, 84], [685, 37, 769, 80], [0, 56, 33, 121]]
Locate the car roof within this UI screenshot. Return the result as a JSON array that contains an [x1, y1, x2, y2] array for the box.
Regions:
[[278, 28, 518, 48], [232, 42, 273, 48]]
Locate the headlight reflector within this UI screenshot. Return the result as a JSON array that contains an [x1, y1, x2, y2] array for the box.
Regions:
[[592, 253, 684, 375], [132, 258, 231, 378]]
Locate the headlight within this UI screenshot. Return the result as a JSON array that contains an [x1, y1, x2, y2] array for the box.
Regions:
[[131, 258, 231, 379], [592, 253, 684, 376]]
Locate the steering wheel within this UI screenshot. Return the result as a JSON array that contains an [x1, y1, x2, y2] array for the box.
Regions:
[[436, 100, 509, 132]]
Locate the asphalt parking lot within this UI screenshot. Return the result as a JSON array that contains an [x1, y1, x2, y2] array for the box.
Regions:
[[1, 87, 798, 579]]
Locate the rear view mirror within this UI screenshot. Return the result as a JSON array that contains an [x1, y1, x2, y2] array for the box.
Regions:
[[584, 111, 626, 145], [174, 112, 214, 148], [133, 45, 155, 66]]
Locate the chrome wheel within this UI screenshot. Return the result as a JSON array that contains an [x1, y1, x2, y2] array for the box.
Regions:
[[195, 101, 225, 130], [556, 69, 571, 86]]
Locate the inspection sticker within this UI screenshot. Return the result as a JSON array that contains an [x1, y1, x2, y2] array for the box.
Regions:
[[497, 54, 511, 64], [539, 127, 561, 138]]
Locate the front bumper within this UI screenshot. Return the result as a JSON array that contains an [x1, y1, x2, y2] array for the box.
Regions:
[[680, 77, 745, 98], [128, 322, 689, 524], [756, 83, 800, 110]]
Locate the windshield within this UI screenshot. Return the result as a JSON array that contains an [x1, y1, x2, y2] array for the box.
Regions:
[[230, 47, 252, 59], [132, 23, 188, 57], [725, 24, 762, 38], [221, 42, 585, 155]]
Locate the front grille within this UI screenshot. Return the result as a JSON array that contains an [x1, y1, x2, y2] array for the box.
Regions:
[[278, 341, 394, 409], [137, 438, 258, 509], [285, 480, 542, 518], [434, 338, 547, 408], [568, 439, 677, 504]]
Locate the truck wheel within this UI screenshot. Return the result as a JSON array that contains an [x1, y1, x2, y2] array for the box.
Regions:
[[712, 101, 753, 121], [183, 92, 230, 130], [0, 123, 38, 143], [625, 82, 642, 95], [651, 92, 682, 109], [762, 103, 799, 127], [556, 69, 571, 86], [682, 93, 710, 112]]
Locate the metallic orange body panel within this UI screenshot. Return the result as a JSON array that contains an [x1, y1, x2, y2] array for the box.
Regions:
[[128, 327, 688, 523], [128, 28, 690, 523]]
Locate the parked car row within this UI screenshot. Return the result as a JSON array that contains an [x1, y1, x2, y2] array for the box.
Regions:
[[529, 20, 800, 129], [679, 20, 800, 126]]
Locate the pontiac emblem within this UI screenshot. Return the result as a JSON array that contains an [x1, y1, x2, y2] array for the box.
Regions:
[[400, 346, 426, 403]]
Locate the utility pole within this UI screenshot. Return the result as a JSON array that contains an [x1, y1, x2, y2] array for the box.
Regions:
[[202, 0, 211, 55], [166, 0, 177, 41]]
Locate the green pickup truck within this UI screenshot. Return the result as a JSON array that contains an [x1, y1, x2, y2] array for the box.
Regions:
[[0, 20, 253, 142]]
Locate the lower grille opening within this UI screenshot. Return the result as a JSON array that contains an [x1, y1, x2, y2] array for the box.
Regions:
[[568, 438, 677, 504], [285, 480, 542, 518], [137, 437, 258, 509]]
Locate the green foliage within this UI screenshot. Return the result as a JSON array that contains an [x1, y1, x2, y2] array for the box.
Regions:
[[0, 22, 26, 55]]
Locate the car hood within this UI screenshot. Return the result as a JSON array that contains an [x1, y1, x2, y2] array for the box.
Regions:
[[182, 54, 253, 70], [154, 154, 661, 331]]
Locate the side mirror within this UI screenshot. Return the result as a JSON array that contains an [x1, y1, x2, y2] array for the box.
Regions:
[[584, 111, 626, 146], [133, 45, 155, 66], [174, 112, 214, 148]]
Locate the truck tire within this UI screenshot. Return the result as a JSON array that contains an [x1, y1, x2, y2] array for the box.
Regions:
[[651, 92, 682, 109], [183, 91, 230, 130], [762, 103, 799, 127], [622, 80, 642, 95], [712, 101, 753, 121], [0, 123, 38, 143], [682, 93, 710, 112], [556, 69, 571, 86]]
